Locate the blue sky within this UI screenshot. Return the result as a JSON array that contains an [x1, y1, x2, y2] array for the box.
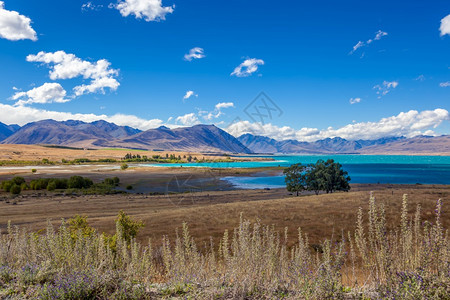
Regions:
[[0, 0, 449, 141]]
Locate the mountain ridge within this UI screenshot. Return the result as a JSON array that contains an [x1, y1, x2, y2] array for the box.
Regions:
[[0, 120, 448, 154]]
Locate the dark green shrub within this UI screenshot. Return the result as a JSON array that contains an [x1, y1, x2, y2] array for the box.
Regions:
[[31, 169, 37, 173], [1, 181, 13, 192], [121, 163, 129, 170], [12, 176, 25, 186], [47, 181, 56, 191], [20, 183, 28, 191], [68, 176, 93, 189], [10, 184, 21, 195], [126, 185, 133, 190], [51, 178, 68, 189]]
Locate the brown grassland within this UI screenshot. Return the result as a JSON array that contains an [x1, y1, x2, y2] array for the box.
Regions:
[[0, 144, 266, 163], [1, 183, 448, 249]]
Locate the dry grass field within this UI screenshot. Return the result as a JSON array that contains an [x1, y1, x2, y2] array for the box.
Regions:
[[0, 144, 262, 163], [1, 184, 448, 249]]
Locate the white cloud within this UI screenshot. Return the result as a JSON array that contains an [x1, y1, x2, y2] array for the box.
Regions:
[[183, 90, 197, 101], [439, 81, 450, 87], [81, 2, 103, 11], [184, 47, 205, 61], [200, 102, 235, 120], [0, 103, 164, 130], [351, 41, 364, 53], [414, 75, 426, 81], [349, 97, 361, 104], [373, 30, 388, 41], [350, 30, 388, 54], [11, 83, 68, 106], [0, 1, 37, 41], [440, 14, 450, 36], [26, 51, 120, 96], [112, 0, 174, 22], [226, 109, 449, 142], [231, 58, 265, 77], [175, 113, 199, 126], [373, 80, 398, 98], [215, 102, 234, 110]]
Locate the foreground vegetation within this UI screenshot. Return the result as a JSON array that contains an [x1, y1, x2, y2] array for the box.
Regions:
[[0, 194, 448, 299]]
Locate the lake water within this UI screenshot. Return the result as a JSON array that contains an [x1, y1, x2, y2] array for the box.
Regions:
[[143, 155, 450, 188]]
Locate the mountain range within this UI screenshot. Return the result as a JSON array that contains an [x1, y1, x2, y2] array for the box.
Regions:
[[0, 119, 448, 155], [0, 120, 251, 153]]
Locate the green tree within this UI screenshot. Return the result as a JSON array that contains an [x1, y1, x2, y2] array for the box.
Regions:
[[322, 159, 351, 193], [285, 159, 351, 195], [283, 163, 306, 196]]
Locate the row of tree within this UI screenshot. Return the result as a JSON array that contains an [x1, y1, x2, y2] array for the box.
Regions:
[[284, 159, 351, 196]]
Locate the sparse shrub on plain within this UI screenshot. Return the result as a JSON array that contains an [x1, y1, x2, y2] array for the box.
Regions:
[[121, 163, 129, 170]]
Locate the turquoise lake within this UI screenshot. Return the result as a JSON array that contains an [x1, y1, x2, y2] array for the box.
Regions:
[[143, 155, 450, 188]]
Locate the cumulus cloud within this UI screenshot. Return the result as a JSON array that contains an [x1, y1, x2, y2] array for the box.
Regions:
[[440, 14, 450, 36], [184, 47, 205, 61], [0, 103, 164, 130], [0, 1, 37, 41], [11, 83, 68, 106], [112, 0, 174, 22], [350, 30, 388, 54], [26, 51, 120, 96], [231, 58, 264, 77], [439, 81, 450, 87], [226, 109, 449, 142], [175, 113, 199, 126], [373, 80, 398, 98], [183, 90, 197, 101], [349, 97, 361, 104]]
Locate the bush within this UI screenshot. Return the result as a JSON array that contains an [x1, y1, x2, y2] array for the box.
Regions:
[[1, 180, 13, 192], [68, 176, 93, 189], [47, 181, 56, 191], [10, 184, 21, 195], [126, 185, 133, 190], [104, 177, 120, 186], [12, 176, 25, 186], [121, 163, 129, 170], [20, 183, 28, 191], [31, 169, 37, 173]]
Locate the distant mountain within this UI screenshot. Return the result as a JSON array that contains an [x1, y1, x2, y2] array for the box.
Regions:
[[238, 133, 443, 154], [1, 119, 447, 154], [0, 122, 20, 142], [1, 119, 141, 147], [2, 120, 251, 153], [360, 135, 450, 154], [100, 124, 252, 153]]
